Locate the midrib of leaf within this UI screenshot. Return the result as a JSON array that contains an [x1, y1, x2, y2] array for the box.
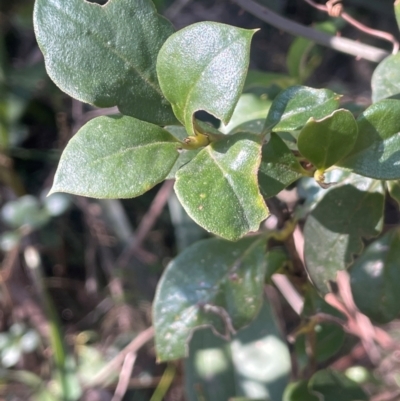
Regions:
[[53, 2, 163, 96], [182, 37, 244, 125], [207, 147, 254, 229]]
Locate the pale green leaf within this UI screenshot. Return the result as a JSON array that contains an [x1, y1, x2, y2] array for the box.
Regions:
[[50, 115, 179, 198], [175, 133, 269, 240], [371, 53, 400, 102], [264, 86, 340, 132], [157, 22, 255, 136]]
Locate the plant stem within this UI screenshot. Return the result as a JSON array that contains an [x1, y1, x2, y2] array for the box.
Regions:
[[231, 0, 389, 62]]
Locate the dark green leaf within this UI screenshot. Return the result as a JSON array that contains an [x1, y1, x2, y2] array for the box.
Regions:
[[387, 180, 400, 206], [264, 86, 340, 132], [304, 178, 384, 294], [157, 22, 255, 136], [50, 115, 179, 198], [297, 109, 358, 170], [175, 133, 269, 240], [351, 228, 400, 323], [265, 248, 289, 281], [153, 236, 268, 361], [259, 133, 305, 198], [296, 288, 345, 362], [185, 301, 290, 401], [283, 380, 318, 401], [309, 370, 368, 401], [371, 53, 400, 102], [338, 100, 400, 179], [34, 0, 176, 125]]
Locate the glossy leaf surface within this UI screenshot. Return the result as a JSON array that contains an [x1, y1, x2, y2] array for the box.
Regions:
[[34, 0, 176, 125], [264, 86, 340, 132], [185, 301, 290, 401], [153, 236, 267, 361], [371, 53, 400, 102], [259, 133, 305, 198], [304, 178, 384, 294], [351, 228, 400, 323], [297, 109, 358, 170], [50, 116, 179, 198], [309, 370, 368, 401], [175, 133, 268, 240], [157, 22, 255, 136], [338, 100, 400, 179]]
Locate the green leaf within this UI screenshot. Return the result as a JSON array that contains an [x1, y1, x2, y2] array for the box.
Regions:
[[350, 228, 400, 323], [371, 53, 400, 102], [185, 301, 290, 401], [287, 22, 336, 84], [309, 370, 368, 401], [283, 380, 318, 401], [297, 109, 358, 170], [220, 93, 271, 134], [34, 0, 176, 125], [264, 86, 340, 133], [304, 178, 384, 294], [338, 100, 400, 179], [50, 115, 179, 198], [387, 180, 400, 206], [265, 248, 289, 281], [259, 133, 305, 198], [153, 236, 268, 361], [175, 133, 268, 241], [244, 70, 296, 92], [297, 288, 345, 362], [157, 22, 255, 136]]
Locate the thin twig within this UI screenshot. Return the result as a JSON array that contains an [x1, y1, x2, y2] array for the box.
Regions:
[[303, 0, 399, 54], [117, 180, 175, 269], [111, 352, 137, 401], [85, 326, 155, 388], [230, 0, 389, 62]]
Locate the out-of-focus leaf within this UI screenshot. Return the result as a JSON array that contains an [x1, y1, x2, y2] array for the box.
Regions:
[[304, 178, 384, 294], [153, 236, 268, 361], [50, 115, 179, 198], [350, 228, 400, 323], [296, 288, 345, 362], [185, 301, 290, 401], [157, 22, 255, 136], [283, 380, 318, 401], [338, 100, 400, 179], [34, 0, 176, 125], [220, 93, 271, 134], [264, 86, 340, 132], [371, 53, 400, 102], [1, 195, 50, 229], [175, 133, 268, 240], [309, 370, 368, 401]]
